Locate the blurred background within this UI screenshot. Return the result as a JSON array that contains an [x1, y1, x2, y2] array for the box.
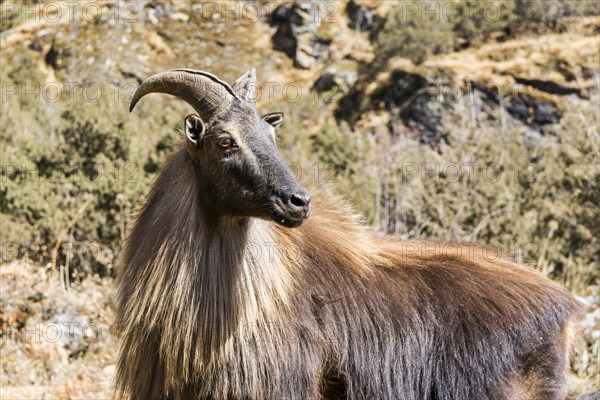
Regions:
[[0, 0, 598, 398]]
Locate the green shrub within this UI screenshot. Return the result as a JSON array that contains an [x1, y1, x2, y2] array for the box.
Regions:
[[374, 0, 599, 68], [310, 98, 599, 292], [0, 73, 181, 280], [375, 0, 455, 65]]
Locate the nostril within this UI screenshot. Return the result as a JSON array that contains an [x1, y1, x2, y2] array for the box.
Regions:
[[290, 194, 310, 208]]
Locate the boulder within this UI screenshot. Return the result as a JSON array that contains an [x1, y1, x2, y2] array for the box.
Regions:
[[346, 0, 375, 32], [312, 62, 358, 94], [49, 311, 90, 358], [270, 2, 331, 69]]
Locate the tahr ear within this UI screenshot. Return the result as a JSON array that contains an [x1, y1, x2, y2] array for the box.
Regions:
[[263, 112, 284, 129], [184, 114, 205, 147], [232, 67, 257, 103]]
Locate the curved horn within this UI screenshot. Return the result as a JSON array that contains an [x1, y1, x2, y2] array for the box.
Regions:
[[129, 69, 239, 121]]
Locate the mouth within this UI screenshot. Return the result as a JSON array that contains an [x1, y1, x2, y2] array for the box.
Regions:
[[268, 211, 306, 228], [266, 197, 310, 228]]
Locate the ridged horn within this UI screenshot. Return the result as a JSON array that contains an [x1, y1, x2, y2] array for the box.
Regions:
[[129, 69, 239, 121]]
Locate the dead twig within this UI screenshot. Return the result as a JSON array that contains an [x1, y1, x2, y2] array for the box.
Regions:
[[51, 198, 92, 275]]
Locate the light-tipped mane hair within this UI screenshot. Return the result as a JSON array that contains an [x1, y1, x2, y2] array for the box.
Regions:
[[116, 142, 579, 400], [116, 141, 582, 399]]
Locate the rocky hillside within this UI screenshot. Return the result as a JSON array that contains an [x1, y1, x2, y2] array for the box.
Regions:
[[1, 0, 598, 398]]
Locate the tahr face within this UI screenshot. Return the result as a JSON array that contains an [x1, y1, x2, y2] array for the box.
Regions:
[[185, 101, 310, 228]]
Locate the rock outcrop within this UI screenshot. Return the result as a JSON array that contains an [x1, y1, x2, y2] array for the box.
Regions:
[[270, 2, 331, 69]]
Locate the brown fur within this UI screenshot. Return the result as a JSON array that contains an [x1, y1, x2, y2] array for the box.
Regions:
[[115, 143, 583, 399]]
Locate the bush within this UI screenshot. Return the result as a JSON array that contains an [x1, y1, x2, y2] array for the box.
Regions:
[[374, 0, 599, 68], [310, 97, 599, 292], [516, 0, 600, 24], [0, 77, 180, 280], [375, 0, 455, 65]]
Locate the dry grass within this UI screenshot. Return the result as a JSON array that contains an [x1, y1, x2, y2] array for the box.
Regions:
[[0, 262, 116, 399], [428, 17, 600, 92]]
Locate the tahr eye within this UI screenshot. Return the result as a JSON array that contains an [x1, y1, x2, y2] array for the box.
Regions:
[[219, 138, 233, 149]]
